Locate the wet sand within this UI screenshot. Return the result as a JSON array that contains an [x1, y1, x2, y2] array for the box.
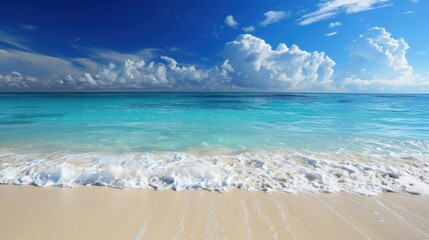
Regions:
[[0, 185, 428, 240]]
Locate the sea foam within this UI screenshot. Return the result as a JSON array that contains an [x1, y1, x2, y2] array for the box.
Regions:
[[1, 149, 428, 195]]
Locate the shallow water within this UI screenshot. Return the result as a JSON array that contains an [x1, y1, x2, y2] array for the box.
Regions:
[[0, 93, 428, 194]]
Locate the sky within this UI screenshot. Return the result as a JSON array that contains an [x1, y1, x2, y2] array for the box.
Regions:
[[0, 0, 428, 92]]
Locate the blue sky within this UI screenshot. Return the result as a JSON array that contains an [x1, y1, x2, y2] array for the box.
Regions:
[[0, 0, 428, 92]]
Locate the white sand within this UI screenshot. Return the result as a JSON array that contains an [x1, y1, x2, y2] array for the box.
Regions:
[[0, 185, 428, 240]]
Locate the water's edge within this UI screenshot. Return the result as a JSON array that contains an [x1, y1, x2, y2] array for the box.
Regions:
[[1, 150, 428, 195]]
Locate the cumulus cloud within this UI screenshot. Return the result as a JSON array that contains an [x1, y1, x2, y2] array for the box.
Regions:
[[259, 11, 288, 26], [221, 34, 335, 90], [225, 15, 239, 28], [0, 46, 194, 90], [0, 52, 235, 91], [0, 70, 107, 91], [242, 26, 256, 33], [1, 34, 336, 91], [103, 57, 235, 90], [0, 71, 38, 89], [343, 27, 426, 91], [112, 56, 209, 86], [328, 22, 342, 28], [299, 0, 390, 25]]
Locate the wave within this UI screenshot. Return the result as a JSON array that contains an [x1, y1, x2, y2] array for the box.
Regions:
[[1, 148, 428, 195]]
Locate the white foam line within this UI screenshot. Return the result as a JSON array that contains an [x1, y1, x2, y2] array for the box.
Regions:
[[132, 215, 155, 240], [317, 197, 372, 240], [189, 192, 203, 235], [253, 200, 278, 240], [374, 198, 429, 238], [172, 194, 189, 240], [273, 198, 297, 239], [2, 149, 428, 194], [132, 201, 162, 240], [240, 199, 251, 240], [204, 199, 220, 240], [380, 197, 428, 222]]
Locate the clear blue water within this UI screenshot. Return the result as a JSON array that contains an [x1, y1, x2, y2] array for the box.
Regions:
[[1, 93, 428, 152], [0, 93, 428, 194]]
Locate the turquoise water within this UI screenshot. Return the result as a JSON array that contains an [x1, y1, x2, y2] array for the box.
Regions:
[[1, 93, 428, 152], [0, 93, 428, 194]]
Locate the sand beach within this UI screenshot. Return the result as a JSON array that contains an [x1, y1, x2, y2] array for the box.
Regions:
[[1, 185, 428, 240]]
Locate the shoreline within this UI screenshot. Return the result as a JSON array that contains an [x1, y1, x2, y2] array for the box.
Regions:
[[2, 148, 428, 195], [1, 185, 428, 239]]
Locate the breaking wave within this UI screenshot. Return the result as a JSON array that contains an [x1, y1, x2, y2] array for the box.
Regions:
[[1, 142, 428, 195]]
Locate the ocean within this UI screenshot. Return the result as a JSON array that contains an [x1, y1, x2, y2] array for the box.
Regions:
[[0, 93, 428, 195]]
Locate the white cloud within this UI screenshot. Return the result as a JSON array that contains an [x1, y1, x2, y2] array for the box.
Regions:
[[166, 46, 180, 52], [98, 56, 236, 89], [76, 57, 226, 89], [259, 11, 288, 27], [17, 24, 37, 31], [325, 32, 337, 37], [221, 34, 335, 90], [299, 0, 390, 25], [83, 73, 97, 85], [328, 22, 342, 28], [0, 29, 32, 51], [0, 52, 235, 91], [225, 15, 239, 28], [0, 49, 87, 79], [343, 27, 426, 91], [242, 26, 256, 33], [396, 11, 414, 15], [409, 0, 419, 3], [0, 71, 38, 89], [85, 47, 161, 64], [1, 34, 337, 91]]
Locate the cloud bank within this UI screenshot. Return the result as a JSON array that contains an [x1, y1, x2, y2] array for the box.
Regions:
[[0, 55, 235, 91], [2, 29, 426, 92], [1, 34, 337, 91]]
